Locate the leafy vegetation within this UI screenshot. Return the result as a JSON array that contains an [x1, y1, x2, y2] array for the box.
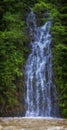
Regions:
[[52, 0, 67, 118], [0, 0, 28, 115], [0, 0, 67, 118]]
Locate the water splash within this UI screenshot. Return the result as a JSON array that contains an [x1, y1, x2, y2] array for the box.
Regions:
[[25, 11, 59, 117]]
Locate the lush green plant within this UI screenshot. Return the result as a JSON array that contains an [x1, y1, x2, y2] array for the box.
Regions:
[[0, 0, 28, 114], [51, 0, 67, 118]]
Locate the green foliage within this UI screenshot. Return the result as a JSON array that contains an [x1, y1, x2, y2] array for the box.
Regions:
[[33, 1, 52, 26], [52, 43, 67, 118], [33, 1, 50, 12], [51, 0, 67, 118], [33, 1, 61, 25], [0, 0, 28, 114]]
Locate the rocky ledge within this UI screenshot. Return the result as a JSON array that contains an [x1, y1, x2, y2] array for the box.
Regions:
[[0, 117, 67, 130]]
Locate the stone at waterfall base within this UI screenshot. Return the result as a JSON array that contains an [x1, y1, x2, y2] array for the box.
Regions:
[[0, 117, 67, 130]]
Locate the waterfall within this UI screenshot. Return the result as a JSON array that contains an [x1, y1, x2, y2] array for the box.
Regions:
[[25, 11, 59, 117]]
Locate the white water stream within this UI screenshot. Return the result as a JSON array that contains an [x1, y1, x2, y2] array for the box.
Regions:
[[25, 11, 59, 117]]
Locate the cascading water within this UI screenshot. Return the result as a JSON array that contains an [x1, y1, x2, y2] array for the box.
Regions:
[[25, 11, 59, 117]]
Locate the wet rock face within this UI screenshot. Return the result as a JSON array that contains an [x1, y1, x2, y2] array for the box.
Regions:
[[0, 117, 67, 130]]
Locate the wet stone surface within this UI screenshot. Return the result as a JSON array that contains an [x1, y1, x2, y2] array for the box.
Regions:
[[0, 117, 67, 130]]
